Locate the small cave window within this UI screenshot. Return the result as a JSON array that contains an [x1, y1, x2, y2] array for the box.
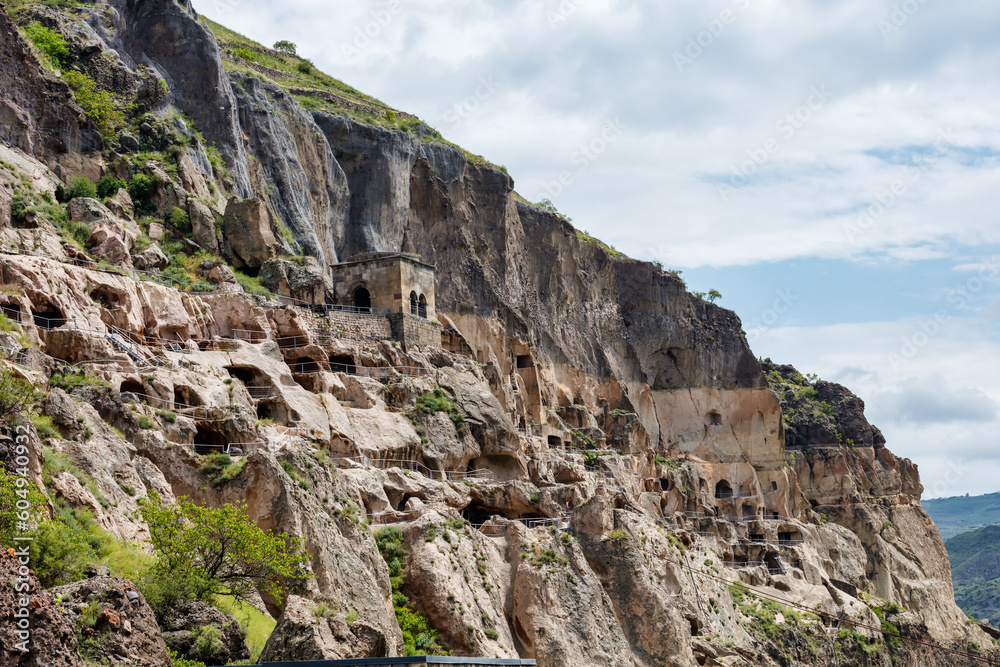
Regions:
[[705, 411, 723, 426], [90, 288, 121, 309], [194, 425, 228, 455], [119, 379, 145, 399], [173, 386, 200, 408], [771, 481, 778, 491], [547, 435, 562, 448], [328, 354, 357, 375], [715, 480, 733, 499], [226, 367, 256, 385], [742, 506, 758, 520], [409, 291, 418, 316], [516, 355, 533, 369], [257, 402, 279, 422], [749, 533, 765, 543], [353, 287, 371, 312], [660, 478, 672, 492], [418, 294, 427, 319], [31, 301, 64, 329]]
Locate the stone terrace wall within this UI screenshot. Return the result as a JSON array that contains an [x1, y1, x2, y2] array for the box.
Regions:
[[325, 311, 393, 341], [389, 313, 441, 348]]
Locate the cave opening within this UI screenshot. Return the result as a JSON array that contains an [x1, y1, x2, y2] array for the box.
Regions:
[[31, 300, 64, 329], [194, 424, 228, 455], [119, 379, 145, 399], [715, 480, 733, 499], [516, 355, 534, 369], [173, 386, 201, 408], [329, 354, 357, 374]]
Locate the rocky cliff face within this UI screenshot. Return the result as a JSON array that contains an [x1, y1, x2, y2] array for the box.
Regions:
[[0, 2, 991, 666]]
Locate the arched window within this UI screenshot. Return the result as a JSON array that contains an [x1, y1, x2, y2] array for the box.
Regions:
[[418, 294, 427, 319], [715, 480, 733, 499], [353, 287, 371, 313], [409, 291, 418, 316]]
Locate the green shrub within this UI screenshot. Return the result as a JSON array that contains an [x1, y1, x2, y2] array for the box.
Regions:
[[0, 367, 35, 422], [167, 206, 190, 232], [63, 176, 97, 201], [49, 373, 109, 392], [169, 649, 205, 667], [138, 491, 310, 607], [1, 466, 47, 546], [200, 453, 246, 488], [128, 174, 153, 206], [24, 22, 70, 67], [374, 527, 448, 656], [42, 448, 109, 509], [296, 60, 312, 74], [29, 519, 96, 587], [96, 174, 127, 200], [233, 47, 258, 62], [654, 455, 668, 465], [607, 529, 629, 540], [484, 627, 499, 640], [31, 413, 61, 439], [190, 626, 225, 665], [62, 71, 125, 142], [138, 416, 156, 430], [157, 410, 177, 424]]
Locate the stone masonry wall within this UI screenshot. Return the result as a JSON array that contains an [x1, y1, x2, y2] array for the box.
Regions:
[[324, 311, 393, 341]]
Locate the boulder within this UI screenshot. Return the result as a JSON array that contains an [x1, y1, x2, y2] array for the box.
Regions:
[[0, 546, 83, 667], [105, 188, 135, 221], [198, 261, 236, 284], [258, 257, 331, 305], [148, 222, 165, 241], [117, 131, 140, 153], [258, 595, 389, 662], [188, 199, 220, 254], [50, 576, 170, 667], [222, 197, 278, 269], [69, 197, 118, 228], [159, 601, 250, 666], [134, 243, 169, 272]]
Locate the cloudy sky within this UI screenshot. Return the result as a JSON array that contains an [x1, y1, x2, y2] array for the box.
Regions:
[[192, 0, 1000, 498]]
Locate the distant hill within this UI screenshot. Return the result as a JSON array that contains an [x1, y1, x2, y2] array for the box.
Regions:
[[923, 492, 1000, 540], [946, 525, 1000, 622]]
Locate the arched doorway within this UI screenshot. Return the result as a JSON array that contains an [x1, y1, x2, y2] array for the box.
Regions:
[[409, 291, 418, 316], [353, 287, 371, 313], [715, 480, 733, 499]]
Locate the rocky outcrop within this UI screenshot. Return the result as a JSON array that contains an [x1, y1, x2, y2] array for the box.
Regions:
[[259, 257, 331, 304], [230, 74, 349, 267], [50, 575, 170, 667], [0, 547, 83, 667], [160, 601, 250, 665], [222, 196, 279, 270], [0, 11, 102, 176], [107, 0, 252, 196]]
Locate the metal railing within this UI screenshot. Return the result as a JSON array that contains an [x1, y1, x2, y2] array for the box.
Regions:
[[475, 523, 507, 537], [778, 539, 804, 547], [120, 390, 222, 421], [520, 515, 571, 530], [232, 329, 271, 343], [369, 508, 423, 525], [0, 247, 393, 319], [0, 305, 22, 322], [288, 359, 435, 379], [246, 386, 273, 399], [715, 491, 757, 500]]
